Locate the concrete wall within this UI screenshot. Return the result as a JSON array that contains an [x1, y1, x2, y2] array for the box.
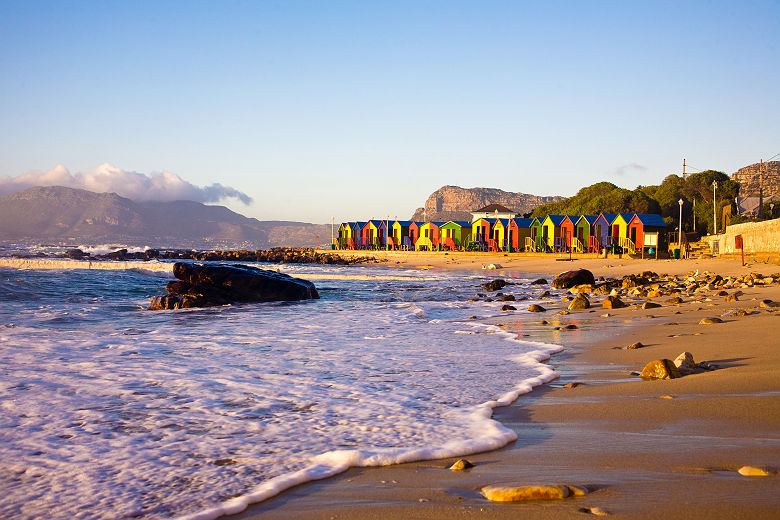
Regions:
[[704, 218, 780, 254]]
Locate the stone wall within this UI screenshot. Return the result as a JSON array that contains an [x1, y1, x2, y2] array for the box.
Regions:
[[704, 218, 780, 254]]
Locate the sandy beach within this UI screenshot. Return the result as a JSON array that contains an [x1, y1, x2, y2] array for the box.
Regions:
[[230, 251, 780, 519]]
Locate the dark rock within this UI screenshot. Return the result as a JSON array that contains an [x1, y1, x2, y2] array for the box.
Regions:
[[531, 278, 548, 285], [602, 295, 627, 309], [64, 248, 89, 259], [666, 296, 684, 304], [568, 294, 590, 310], [642, 302, 662, 309], [150, 262, 319, 310], [500, 304, 516, 311], [528, 304, 546, 312], [626, 342, 645, 349], [551, 269, 595, 289], [497, 294, 516, 301], [483, 279, 507, 291]]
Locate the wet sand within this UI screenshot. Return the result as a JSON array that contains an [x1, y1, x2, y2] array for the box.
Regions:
[[232, 253, 780, 519]]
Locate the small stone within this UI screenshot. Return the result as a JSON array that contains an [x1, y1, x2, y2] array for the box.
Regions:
[[659, 395, 674, 399], [639, 359, 680, 379], [528, 304, 547, 312], [760, 299, 778, 308], [642, 302, 662, 309], [737, 465, 773, 477], [449, 459, 474, 471], [626, 342, 645, 349], [500, 304, 517, 311], [589, 506, 611, 516], [732, 309, 750, 317], [699, 317, 723, 324], [539, 290, 551, 298], [560, 324, 578, 330], [601, 313, 612, 317], [482, 484, 570, 502]]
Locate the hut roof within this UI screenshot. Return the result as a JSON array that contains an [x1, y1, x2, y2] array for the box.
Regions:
[[577, 215, 598, 225], [617, 213, 635, 222], [545, 215, 568, 226], [442, 220, 471, 227], [474, 203, 515, 213], [599, 213, 618, 223], [393, 220, 414, 226], [510, 217, 533, 228], [633, 214, 667, 227], [473, 217, 498, 224]]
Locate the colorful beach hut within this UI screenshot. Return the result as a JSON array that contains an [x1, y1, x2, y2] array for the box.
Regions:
[[527, 217, 545, 251], [491, 219, 508, 251], [352, 222, 367, 249], [337, 222, 353, 249], [471, 218, 497, 250], [628, 214, 668, 255], [507, 218, 533, 252], [541, 215, 569, 251], [391, 221, 415, 250], [416, 221, 444, 250], [611, 213, 636, 253], [439, 221, 472, 250], [593, 213, 617, 250], [575, 215, 598, 252], [407, 222, 422, 250]]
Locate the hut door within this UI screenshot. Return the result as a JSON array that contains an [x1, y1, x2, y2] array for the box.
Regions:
[[630, 227, 637, 244], [578, 227, 584, 243]]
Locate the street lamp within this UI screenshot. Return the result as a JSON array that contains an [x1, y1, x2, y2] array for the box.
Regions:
[[678, 198, 683, 253], [712, 180, 718, 234]]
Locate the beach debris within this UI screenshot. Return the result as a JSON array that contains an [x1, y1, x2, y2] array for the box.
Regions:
[[531, 278, 548, 285], [449, 459, 474, 471], [641, 302, 662, 309], [699, 317, 723, 324], [497, 294, 516, 301], [552, 269, 595, 289], [626, 341, 645, 349], [602, 295, 627, 309], [639, 359, 681, 379], [149, 262, 319, 310], [528, 304, 547, 312], [737, 465, 774, 477], [673, 352, 697, 375], [568, 293, 591, 310], [500, 304, 517, 311], [481, 484, 572, 502], [482, 279, 506, 291], [579, 506, 610, 516]]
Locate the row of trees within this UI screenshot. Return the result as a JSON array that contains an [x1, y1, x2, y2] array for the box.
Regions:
[[530, 171, 739, 235]]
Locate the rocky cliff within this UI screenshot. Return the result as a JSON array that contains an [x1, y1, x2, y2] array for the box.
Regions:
[[0, 186, 329, 248], [732, 161, 780, 197], [410, 186, 562, 222]]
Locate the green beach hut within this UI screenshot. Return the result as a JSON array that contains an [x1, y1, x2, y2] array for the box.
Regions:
[[528, 217, 545, 251], [575, 215, 598, 252], [439, 221, 472, 250]]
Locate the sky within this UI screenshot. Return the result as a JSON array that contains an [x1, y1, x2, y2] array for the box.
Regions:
[[1, 0, 778, 223]]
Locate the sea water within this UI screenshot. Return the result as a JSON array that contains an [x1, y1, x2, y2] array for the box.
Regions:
[[0, 261, 561, 520]]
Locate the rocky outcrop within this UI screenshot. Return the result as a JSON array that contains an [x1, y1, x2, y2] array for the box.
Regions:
[[150, 262, 319, 309], [732, 161, 780, 197], [410, 185, 562, 221]]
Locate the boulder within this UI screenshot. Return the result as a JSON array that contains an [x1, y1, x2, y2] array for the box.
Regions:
[[568, 294, 590, 310], [528, 304, 547, 312], [483, 279, 506, 291], [150, 262, 319, 310], [551, 269, 595, 289], [602, 295, 627, 309], [482, 484, 570, 502], [639, 359, 680, 379]]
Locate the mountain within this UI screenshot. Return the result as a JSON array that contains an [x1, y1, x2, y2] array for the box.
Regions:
[[410, 186, 563, 222], [731, 161, 780, 197], [0, 186, 330, 249]]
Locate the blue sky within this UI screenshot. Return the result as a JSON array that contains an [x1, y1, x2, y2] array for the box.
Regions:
[[1, 1, 778, 223]]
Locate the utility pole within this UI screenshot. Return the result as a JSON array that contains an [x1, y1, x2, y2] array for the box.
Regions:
[[712, 180, 718, 234], [693, 198, 696, 233], [682, 158, 686, 179], [759, 160, 764, 218]]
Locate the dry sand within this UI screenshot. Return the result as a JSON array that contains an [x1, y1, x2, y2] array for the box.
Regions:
[[232, 252, 780, 519]]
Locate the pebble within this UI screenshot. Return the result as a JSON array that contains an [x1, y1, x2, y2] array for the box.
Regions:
[[482, 484, 570, 502], [737, 465, 773, 477], [449, 459, 474, 471]]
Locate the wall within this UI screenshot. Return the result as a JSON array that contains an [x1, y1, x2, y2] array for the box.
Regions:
[[704, 218, 780, 254]]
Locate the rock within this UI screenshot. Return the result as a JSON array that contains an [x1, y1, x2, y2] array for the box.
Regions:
[[552, 269, 595, 289], [594, 284, 612, 295], [725, 294, 739, 302], [560, 324, 578, 330], [737, 465, 773, 477], [717, 290, 729, 296], [483, 279, 506, 291], [539, 290, 551, 298], [579, 507, 610, 516], [732, 309, 750, 317], [760, 299, 779, 308], [484, 263, 502, 270], [64, 248, 88, 259], [500, 304, 516, 311], [557, 310, 570, 315], [482, 484, 570, 502], [641, 302, 662, 309], [150, 262, 319, 310], [563, 382, 582, 388], [602, 295, 627, 309], [639, 359, 681, 379], [531, 278, 548, 285], [449, 459, 474, 471], [528, 304, 547, 312], [497, 294, 516, 301], [673, 352, 697, 374], [568, 294, 591, 310], [567, 485, 589, 496], [626, 342, 645, 349], [699, 317, 723, 324]]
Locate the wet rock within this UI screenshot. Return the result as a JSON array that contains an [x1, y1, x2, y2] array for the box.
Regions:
[[641, 302, 662, 310], [726, 294, 739, 302], [482, 484, 570, 502], [531, 278, 548, 285], [579, 507, 610, 516], [528, 304, 547, 312], [568, 294, 591, 310], [552, 269, 595, 289], [699, 317, 723, 324], [559, 324, 578, 330], [602, 295, 627, 309], [500, 304, 516, 311], [556, 310, 570, 315], [564, 382, 582, 388], [64, 248, 89, 259], [594, 284, 612, 295], [483, 279, 506, 291], [497, 294, 516, 301], [449, 459, 474, 471], [639, 359, 681, 379], [737, 465, 773, 477], [673, 352, 697, 375], [626, 342, 645, 349], [150, 262, 319, 310]]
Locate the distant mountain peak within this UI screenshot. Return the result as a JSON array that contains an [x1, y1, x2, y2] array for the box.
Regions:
[[410, 186, 563, 221]]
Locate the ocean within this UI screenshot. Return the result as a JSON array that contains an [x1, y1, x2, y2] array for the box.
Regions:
[[0, 257, 561, 520]]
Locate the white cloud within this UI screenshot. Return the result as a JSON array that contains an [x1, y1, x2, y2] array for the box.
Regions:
[[609, 163, 648, 177], [0, 163, 252, 204]]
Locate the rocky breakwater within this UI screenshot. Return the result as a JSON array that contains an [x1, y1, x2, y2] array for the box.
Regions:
[[149, 262, 320, 310]]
